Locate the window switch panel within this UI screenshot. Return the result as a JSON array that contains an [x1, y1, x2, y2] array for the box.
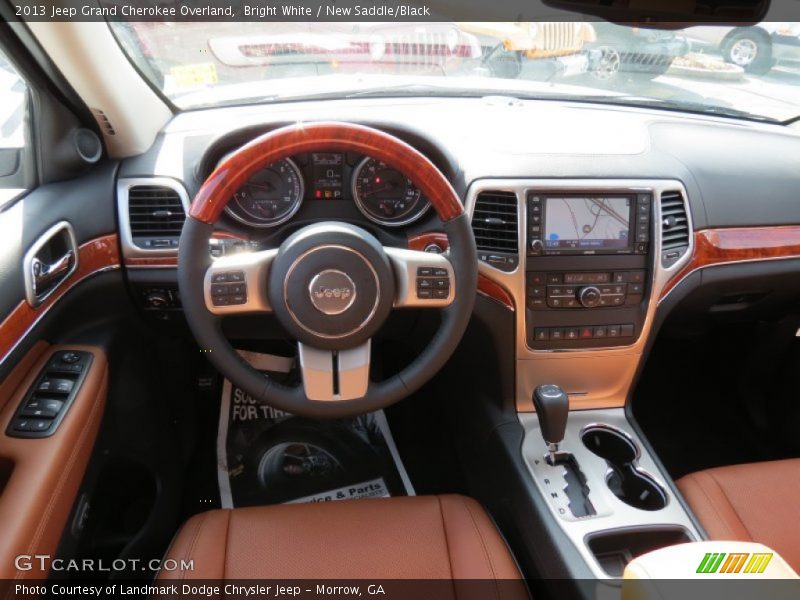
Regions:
[[37, 378, 74, 395], [13, 419, 52, 433], [21, 399, 64, 418], [6, 350, 93, 439]]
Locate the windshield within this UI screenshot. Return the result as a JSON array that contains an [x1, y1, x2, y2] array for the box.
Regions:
[[110, 20, 800, 121]]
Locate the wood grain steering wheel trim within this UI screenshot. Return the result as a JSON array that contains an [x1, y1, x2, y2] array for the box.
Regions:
[[189, 122, 464, 224]]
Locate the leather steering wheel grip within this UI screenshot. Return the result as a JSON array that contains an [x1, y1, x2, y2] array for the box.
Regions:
[[178, 122, 477, 418]]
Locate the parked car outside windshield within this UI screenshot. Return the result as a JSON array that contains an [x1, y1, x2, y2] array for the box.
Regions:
[[110, 20, 800, 122]]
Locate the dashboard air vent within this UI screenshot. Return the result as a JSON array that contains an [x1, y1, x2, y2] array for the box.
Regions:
[[659, 190, 690, 268], [471, 191, 519, 271], [128, 185, 187, 247]]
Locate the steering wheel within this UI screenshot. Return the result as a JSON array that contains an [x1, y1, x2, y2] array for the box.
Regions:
[[178, 122, 477, 418]]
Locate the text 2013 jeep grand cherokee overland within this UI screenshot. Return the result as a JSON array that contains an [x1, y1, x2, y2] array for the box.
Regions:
[[1, 1, 800, 599]]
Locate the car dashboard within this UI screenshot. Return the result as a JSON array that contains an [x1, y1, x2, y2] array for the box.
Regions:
[[117, 96, 800, 389], [0, 87, 797, 585]]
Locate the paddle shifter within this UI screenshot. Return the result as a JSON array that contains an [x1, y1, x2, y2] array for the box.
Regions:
[[533, 384, 569, 464]]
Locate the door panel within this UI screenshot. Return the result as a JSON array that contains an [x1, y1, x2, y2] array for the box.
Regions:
[[0, 163, 119, 370], [0, 343, 108, 579]]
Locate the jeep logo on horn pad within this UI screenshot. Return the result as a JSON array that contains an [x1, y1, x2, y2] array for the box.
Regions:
[[308, 270, 357, 315]]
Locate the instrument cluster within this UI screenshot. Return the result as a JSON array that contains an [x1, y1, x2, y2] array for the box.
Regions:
[[224, 152, 431, 229]]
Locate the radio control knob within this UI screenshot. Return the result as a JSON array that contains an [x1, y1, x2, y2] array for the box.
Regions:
[[578, 286, 601, 308], [529, 239, 544, 253]]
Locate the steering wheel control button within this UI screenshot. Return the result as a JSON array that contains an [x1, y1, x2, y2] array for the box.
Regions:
[[308, 270, 357, 315], [416, 267, 450, 301], [211, 272, 248, 306]]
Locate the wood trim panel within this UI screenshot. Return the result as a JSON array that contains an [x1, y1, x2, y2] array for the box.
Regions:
[[189, 122, 464, 224], [478, 277, 516, 311], [124, 256, 178, 268], [123, 231, 246, 268], [407, 232, 449, 253], [408, 232, 515, 310], [660, 226, 800, 300], [0, 234, 120, 365]]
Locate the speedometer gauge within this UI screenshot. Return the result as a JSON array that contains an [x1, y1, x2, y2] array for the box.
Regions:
[[226, 158, 304, 228], [352, 157, 430, 227]]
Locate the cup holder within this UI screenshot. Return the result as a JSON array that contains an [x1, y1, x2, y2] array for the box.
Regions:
[[581, 426, 667, 512]]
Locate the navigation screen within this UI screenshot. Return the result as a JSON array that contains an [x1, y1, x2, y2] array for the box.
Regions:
[[312, 153, 344, 199], [544, 197, 632, 251]]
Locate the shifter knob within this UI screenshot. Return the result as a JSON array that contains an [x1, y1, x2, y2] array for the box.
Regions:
[[533, 384, 569, 460]]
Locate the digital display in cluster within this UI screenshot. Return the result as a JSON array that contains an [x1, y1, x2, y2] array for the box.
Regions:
[[311, 153, 344, 199]]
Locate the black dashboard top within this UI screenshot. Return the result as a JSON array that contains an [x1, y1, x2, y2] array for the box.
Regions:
[[119, 96, 800, 231]]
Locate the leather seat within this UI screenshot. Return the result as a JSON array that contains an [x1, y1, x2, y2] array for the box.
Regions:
[[677, 458, 800, 572], [159, 494, 523, 581]]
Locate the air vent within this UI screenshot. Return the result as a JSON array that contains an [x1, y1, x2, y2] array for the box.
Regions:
[[660, 190, 691, 268], [128, 185, 187, 248], [472, 191, 519, 271]]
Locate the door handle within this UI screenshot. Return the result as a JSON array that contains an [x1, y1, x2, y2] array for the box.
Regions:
[[31, 251, 74, 296], [23, 222, 79, 307]]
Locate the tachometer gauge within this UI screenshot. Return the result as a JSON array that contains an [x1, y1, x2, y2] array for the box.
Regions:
[[226, 158, 304, 228], [352, 157, 429, 227]]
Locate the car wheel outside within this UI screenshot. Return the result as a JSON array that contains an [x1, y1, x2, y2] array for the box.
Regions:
[[724, 30, 773, 75], [590, 46, 621, 82], [486, 48, 523, 79]]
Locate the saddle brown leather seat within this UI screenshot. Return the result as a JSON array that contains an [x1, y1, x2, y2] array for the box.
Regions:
[[677, 458, 800, 572], [159, 494, 523, 581]]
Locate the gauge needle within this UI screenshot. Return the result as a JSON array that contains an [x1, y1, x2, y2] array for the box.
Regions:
[[363, 185, 394, 197], [246, 182, 275, 193]]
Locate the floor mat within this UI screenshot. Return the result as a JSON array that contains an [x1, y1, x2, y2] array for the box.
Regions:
[[216, 351, 414, 507]]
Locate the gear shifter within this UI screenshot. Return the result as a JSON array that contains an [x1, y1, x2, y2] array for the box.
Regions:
[[533, 384, 569, 464]]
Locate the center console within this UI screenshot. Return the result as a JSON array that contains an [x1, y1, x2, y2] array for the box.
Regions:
[[521, 396, 701, 579], [466, 179, 699, 580], [466, 179, 693, 411], [525, 192, 652, 350]]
